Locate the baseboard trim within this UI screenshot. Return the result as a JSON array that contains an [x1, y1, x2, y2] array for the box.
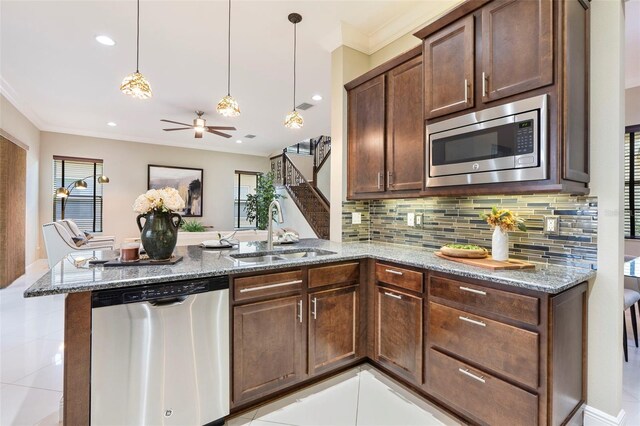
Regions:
[[584, 405, 626, 426]]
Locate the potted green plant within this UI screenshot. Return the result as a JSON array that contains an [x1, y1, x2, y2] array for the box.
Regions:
[[245, 172, 283, 230]]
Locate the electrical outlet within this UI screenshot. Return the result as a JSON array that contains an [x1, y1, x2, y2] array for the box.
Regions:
[[416, 214, 423, 227], [407, 213, 415, 227], [352, 212, 362, 225], [544, 216, 559, 234]]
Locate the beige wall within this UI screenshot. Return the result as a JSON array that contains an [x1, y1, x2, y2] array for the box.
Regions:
[[329, 46, 369, 241], [38, 132, 269, 254], [626, 86, 640, 127], [286, 153, 314, 180], [0, 95, 41, 266], [587, 0, 625, 421]]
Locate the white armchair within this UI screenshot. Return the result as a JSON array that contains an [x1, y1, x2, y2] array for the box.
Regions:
[[42, 222, 114, 268], [58, 219, 116, 244]]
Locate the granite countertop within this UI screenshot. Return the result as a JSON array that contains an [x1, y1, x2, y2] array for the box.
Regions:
[[24, 239, 596, 297]]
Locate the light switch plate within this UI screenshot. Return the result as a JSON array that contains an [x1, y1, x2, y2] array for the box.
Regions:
[[352, 212, 362, 225], [544, 216, 559, 234], [416, 214, 423, 227], [407, 213, 415, 227]]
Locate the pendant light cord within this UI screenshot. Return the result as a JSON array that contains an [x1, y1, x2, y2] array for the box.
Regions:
[[293, 22, 297, 111], [227, 0, 231, 96], [136, 0, 140, 72]]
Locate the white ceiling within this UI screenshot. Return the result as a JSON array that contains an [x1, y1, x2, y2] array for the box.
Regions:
[[626, 0, 640, 89], [0, 0, 458, 157]]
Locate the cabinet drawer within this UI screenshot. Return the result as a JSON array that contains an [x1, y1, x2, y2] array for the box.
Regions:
[[429, 276, 539, 325], [375, 263, 423, 293], [233, 270, 303, 302], [308, 262, 359, 289], [429, 302, 539, 389], [428, 349, 538, 426]]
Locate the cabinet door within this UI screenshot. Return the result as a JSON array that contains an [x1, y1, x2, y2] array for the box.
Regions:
[[424, 15, 474, 119], [387, 56, 424, 191], [348, 75, 386, 195], [481, 0, 553, 102], [308, 286, 358, 375], [374, 286, 423, 384], [233, 296, 304, 405]]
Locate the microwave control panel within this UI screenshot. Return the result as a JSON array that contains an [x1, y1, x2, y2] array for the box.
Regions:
[[515, 120, 535, 155]]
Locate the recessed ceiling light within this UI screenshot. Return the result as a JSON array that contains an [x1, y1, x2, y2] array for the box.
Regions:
[[236, 140, 242, 144], [312, 94, 322, 101], [95, 35, 116, 46], [107, 122, 117, 127]]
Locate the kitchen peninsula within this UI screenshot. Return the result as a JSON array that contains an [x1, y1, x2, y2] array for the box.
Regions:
[[26, 239, 594, 426]]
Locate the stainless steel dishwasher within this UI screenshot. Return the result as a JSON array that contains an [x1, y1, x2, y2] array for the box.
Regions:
[[90, 276, 229, 426]]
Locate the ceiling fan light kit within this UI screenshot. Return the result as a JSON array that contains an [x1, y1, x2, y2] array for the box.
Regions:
[[285, 13, 303, 129], [161, 111, 236, 139], [217, 0, 240, 117], [120, 0, 152, 99]]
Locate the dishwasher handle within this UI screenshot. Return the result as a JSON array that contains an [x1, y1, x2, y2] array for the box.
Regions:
[[147, 296, 188, 307]]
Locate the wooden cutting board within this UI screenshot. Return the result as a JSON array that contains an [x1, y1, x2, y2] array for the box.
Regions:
[[435, 252, 535, 270]]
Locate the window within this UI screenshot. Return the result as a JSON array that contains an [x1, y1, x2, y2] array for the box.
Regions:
[[52, 156, 104, 232], [234, 171, 258, 229], [285, 140, 313, 155], [625, 125, 640, 238]]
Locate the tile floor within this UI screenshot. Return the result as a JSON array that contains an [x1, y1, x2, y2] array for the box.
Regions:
[[1, 261, 639, 425]]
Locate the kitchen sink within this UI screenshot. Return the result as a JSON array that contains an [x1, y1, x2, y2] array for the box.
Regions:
[[229, 249, 336, 264]]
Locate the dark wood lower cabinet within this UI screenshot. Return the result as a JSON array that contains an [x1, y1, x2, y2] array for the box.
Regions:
[[232, 295, 304, 405], [374, 285, 422, 384], [228, 263, 586, 426], [428, 349, 538, 426], [308, 286, 359, 375]]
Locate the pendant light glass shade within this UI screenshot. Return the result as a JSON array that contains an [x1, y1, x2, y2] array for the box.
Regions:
[[121, 0, 152, 99], [284, 110, 304, 129], [216, 95, 240, 117], [120, 72, 152, 99], [217, 0, 240, 117], [285, 13, 303, 129]]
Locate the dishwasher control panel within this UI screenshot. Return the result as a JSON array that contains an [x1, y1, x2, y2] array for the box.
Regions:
[[92, 276, 229, 308]]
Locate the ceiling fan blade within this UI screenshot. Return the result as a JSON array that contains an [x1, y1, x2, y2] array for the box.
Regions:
[[163, 127, 192, 131], [206, 129, 233, 138], [205, 126, 236, 131], [161, 119, 192, 127], [195, 131, 203, 139]]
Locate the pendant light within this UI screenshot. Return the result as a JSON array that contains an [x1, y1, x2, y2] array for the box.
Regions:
[[284, 13, 303, 129], [216, 0, 240, 117], [120, 0, 152, 99]]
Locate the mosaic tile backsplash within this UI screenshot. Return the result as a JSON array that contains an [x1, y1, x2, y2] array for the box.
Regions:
[[343, 195, 597, 269]]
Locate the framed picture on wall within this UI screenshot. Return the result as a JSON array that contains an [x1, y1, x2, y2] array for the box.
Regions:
[[148, 164, 203, 217]]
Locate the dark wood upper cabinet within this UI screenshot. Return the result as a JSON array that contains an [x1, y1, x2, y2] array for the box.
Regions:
[[232, 295, 304, 405], [386, 56, 424, 191], [348, 75, 386, 195], [423, 14, 475, 118], [308, 286, 359, 375], [481, 0, 553, 102], [374, 285, 423, 384]]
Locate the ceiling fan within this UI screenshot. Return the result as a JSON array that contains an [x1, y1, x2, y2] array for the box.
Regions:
[[161, 111, 236, 139]]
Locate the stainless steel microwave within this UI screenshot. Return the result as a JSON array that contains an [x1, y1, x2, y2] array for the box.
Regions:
[[426, 94, 548, 188]]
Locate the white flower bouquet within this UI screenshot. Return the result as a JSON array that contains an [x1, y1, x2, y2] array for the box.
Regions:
[[133, 187, 186, 214]]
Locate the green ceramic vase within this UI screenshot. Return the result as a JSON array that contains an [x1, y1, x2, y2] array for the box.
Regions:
[[136, 210, 182, 261]]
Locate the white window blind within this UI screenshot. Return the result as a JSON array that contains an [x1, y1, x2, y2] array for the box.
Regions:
[[52, 157, 104, 232], [624, 127, 640, 238]]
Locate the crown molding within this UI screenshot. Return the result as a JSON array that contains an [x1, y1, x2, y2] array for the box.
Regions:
[[0, 75, 46, 130]]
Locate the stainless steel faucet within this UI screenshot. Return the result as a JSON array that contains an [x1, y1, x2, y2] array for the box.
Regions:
[[267, 200, 284, 251]]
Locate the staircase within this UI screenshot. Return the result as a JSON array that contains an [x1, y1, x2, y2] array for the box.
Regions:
[[271, 139, 331, 239]]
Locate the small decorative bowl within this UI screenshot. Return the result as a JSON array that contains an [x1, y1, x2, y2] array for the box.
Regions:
[[440, 246, 489, 259]]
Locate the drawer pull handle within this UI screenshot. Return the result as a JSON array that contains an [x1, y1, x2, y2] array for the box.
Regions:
[[385, 269, 404, 276], [384, 291, 402, 300], [239, 280, 303, 293], [464, 78, 469, 102], [458, 368, 486, 383], [312, 297, 318, 320], [459, 316, 486, 327], [459, 286, 486, 296]]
